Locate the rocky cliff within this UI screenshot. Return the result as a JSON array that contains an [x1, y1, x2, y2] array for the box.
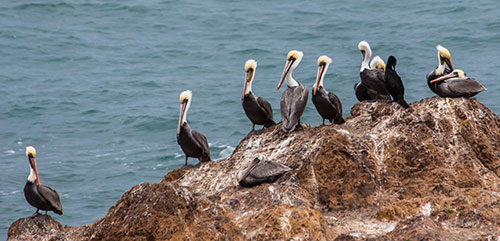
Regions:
[[8, 97, 500, 240]]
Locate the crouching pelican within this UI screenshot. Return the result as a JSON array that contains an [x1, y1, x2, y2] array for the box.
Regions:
[[385, 56, 409, 108], [177, 90, 211, 165], [355, 41, 391, 102], [241, 59, 276, 131], [429, 69, 486, 98], [238, 158, 291, 187], [277, 50, 309, 133], [312, 55, 344, 125], [426, 45, 454, 94], [24, 146, 63, 216]]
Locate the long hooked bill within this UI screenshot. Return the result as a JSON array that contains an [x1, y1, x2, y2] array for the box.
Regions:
[[444, 58, 454, 71], [430, 71, 458, 84], [242, 69, 252, 101], [314, 63, 326, 95], [177, 102, 187, 137], [277, 59, 294, 90], [29, 156, 41, 185]]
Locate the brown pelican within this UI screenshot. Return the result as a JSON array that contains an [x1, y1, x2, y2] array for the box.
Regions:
[[385, 56, 409, 108], [429, 69, 486, 97], [241, 59, 275, 131], [355, 41, 391, 102], [238, 158, 291, 187], [312, 55, 345, 125], [23, 146, 63, 216], [370, 56, 386, 70], [277, 50, 309, 133], [426, 45, 454, 94], [177, 90, 211, 165]]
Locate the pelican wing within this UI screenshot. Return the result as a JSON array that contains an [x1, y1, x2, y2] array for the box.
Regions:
[[250, 161, 291, 179], [37, 184, 62, 213], [280, 85, 309, 132], [257, 96, 273, 120], [447, 77, 486, 95], [328, 92, 342, 113], [360, 69, 388, 95], [191, 129, 210, 156]]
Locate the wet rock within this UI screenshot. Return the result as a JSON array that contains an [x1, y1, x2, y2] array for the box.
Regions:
[[8, 97, 500, 240]]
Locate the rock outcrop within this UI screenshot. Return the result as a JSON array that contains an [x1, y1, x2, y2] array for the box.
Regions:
[[8, 97, 500, 240]]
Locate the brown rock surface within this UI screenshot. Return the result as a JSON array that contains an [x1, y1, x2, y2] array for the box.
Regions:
[[8, 97, 500, 240]]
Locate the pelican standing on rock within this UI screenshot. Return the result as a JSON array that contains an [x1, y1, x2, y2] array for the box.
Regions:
[[241, 59, 275, 131], [355, 41, 391, 102], [312, 55, 344, 125], [426, 45, 454, 94], [277, 50, 309, 133], [177, 90, 211, 165], [24, 146, 63, 216], [429, 69, 486, 98], [385, 56, 409, 108]]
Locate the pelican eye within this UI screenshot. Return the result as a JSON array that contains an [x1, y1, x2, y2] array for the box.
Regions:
[[319, 62, 326, 67], [288, 56, 296, 61]]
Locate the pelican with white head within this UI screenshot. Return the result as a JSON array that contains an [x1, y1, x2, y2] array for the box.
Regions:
[[277, 50, 309, 133]]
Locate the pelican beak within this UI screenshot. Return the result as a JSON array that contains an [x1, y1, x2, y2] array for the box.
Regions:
[[242, 69, 252, 101], [238, 158, 261, 183], [314, 63, 326, 95], [177, 101, 187, 137], [444, 58, 454, 71], [430, 71, 458, 84], [28, 155, 40, 185], [277, 58, 294, 90]]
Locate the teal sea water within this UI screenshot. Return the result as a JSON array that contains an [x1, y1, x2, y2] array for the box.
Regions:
[[1, 0, 499, 238]]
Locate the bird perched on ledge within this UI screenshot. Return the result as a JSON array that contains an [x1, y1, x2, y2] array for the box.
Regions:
[[177, 90, 211, 166], [312, 55, 344, 125], [355, 41, 391, 102], [427, 45, 486, 98], [277, 50, 309, 133], [385, 56, 409, 108], [241, 59, 275, 131], [23, 146, 63, 216]]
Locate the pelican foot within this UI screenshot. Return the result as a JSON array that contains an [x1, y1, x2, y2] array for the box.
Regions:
[[31, 211, 41, 218]]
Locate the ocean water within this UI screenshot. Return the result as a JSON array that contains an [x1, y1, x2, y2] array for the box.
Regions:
[[1, 0, 499, 238]]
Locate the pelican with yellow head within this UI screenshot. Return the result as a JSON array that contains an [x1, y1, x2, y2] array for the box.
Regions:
[[312, 55, 344, 125], [23, 146, 63, 216], [426, 45, 455, 94], [429, 69, 486, 98], [241, 59, 275, 131], [177, 90, 211, 165]]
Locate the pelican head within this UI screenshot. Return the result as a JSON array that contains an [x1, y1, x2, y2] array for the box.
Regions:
[[177, 90, 192, 137], [277, 50, 303, 90], [358, 41, 372, 72], [430, 69, 465, 84], [26, 146, 40, 185], [242, 59, 257, 101], [313, 55, 332, 95], [370, 56, 386, 70], [436, 45, 453, 74]]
